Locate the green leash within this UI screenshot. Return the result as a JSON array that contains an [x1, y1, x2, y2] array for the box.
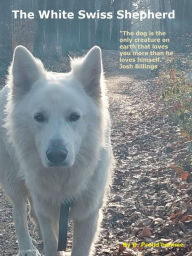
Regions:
[[57, 197, 75, 251]]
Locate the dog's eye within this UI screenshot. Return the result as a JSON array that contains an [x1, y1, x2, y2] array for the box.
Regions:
[[34, 112, 46, 122], [69, 112, 80, 122]]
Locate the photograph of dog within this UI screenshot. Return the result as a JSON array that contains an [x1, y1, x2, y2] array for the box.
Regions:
[[0, 45, 113, 256]]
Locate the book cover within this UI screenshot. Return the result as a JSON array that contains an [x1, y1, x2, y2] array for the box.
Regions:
[[0, 0, 191, 256]]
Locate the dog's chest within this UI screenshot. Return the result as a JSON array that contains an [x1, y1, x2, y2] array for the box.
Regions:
[[29, 167, 88, 205]]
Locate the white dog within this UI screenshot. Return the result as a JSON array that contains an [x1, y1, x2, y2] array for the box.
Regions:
[[0, 45, 113, 256]]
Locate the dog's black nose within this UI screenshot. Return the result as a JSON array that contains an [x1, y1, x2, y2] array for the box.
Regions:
[[46, 147, 68, 165]]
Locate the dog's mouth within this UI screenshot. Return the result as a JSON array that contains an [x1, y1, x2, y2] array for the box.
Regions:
[[46, 161, 71, 168], [44, 156, 74, 168]]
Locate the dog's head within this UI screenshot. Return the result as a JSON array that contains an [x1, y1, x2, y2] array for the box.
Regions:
[[7, 46, 104, 168]]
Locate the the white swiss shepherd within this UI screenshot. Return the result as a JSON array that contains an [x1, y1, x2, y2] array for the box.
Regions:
[[0, 46, 113, 256]]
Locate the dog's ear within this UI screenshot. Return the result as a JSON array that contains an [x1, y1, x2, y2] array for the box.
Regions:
[[71, 46, 103, 98], [11, 46, 44, 93]]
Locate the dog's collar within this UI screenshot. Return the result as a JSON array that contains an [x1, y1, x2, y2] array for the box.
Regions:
[[57, 197, 75, 251]]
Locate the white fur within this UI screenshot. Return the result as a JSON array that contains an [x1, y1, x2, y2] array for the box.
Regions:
[[0, 46, 113, 256]]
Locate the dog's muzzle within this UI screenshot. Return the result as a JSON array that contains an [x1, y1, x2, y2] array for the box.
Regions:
[[46, 144, 68, 166]]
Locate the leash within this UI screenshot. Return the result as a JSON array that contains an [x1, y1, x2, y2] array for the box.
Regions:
[[57, 197, 75, 251]]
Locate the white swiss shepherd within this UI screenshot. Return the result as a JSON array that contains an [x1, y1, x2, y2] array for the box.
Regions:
[[0, 46, 113, 256]]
